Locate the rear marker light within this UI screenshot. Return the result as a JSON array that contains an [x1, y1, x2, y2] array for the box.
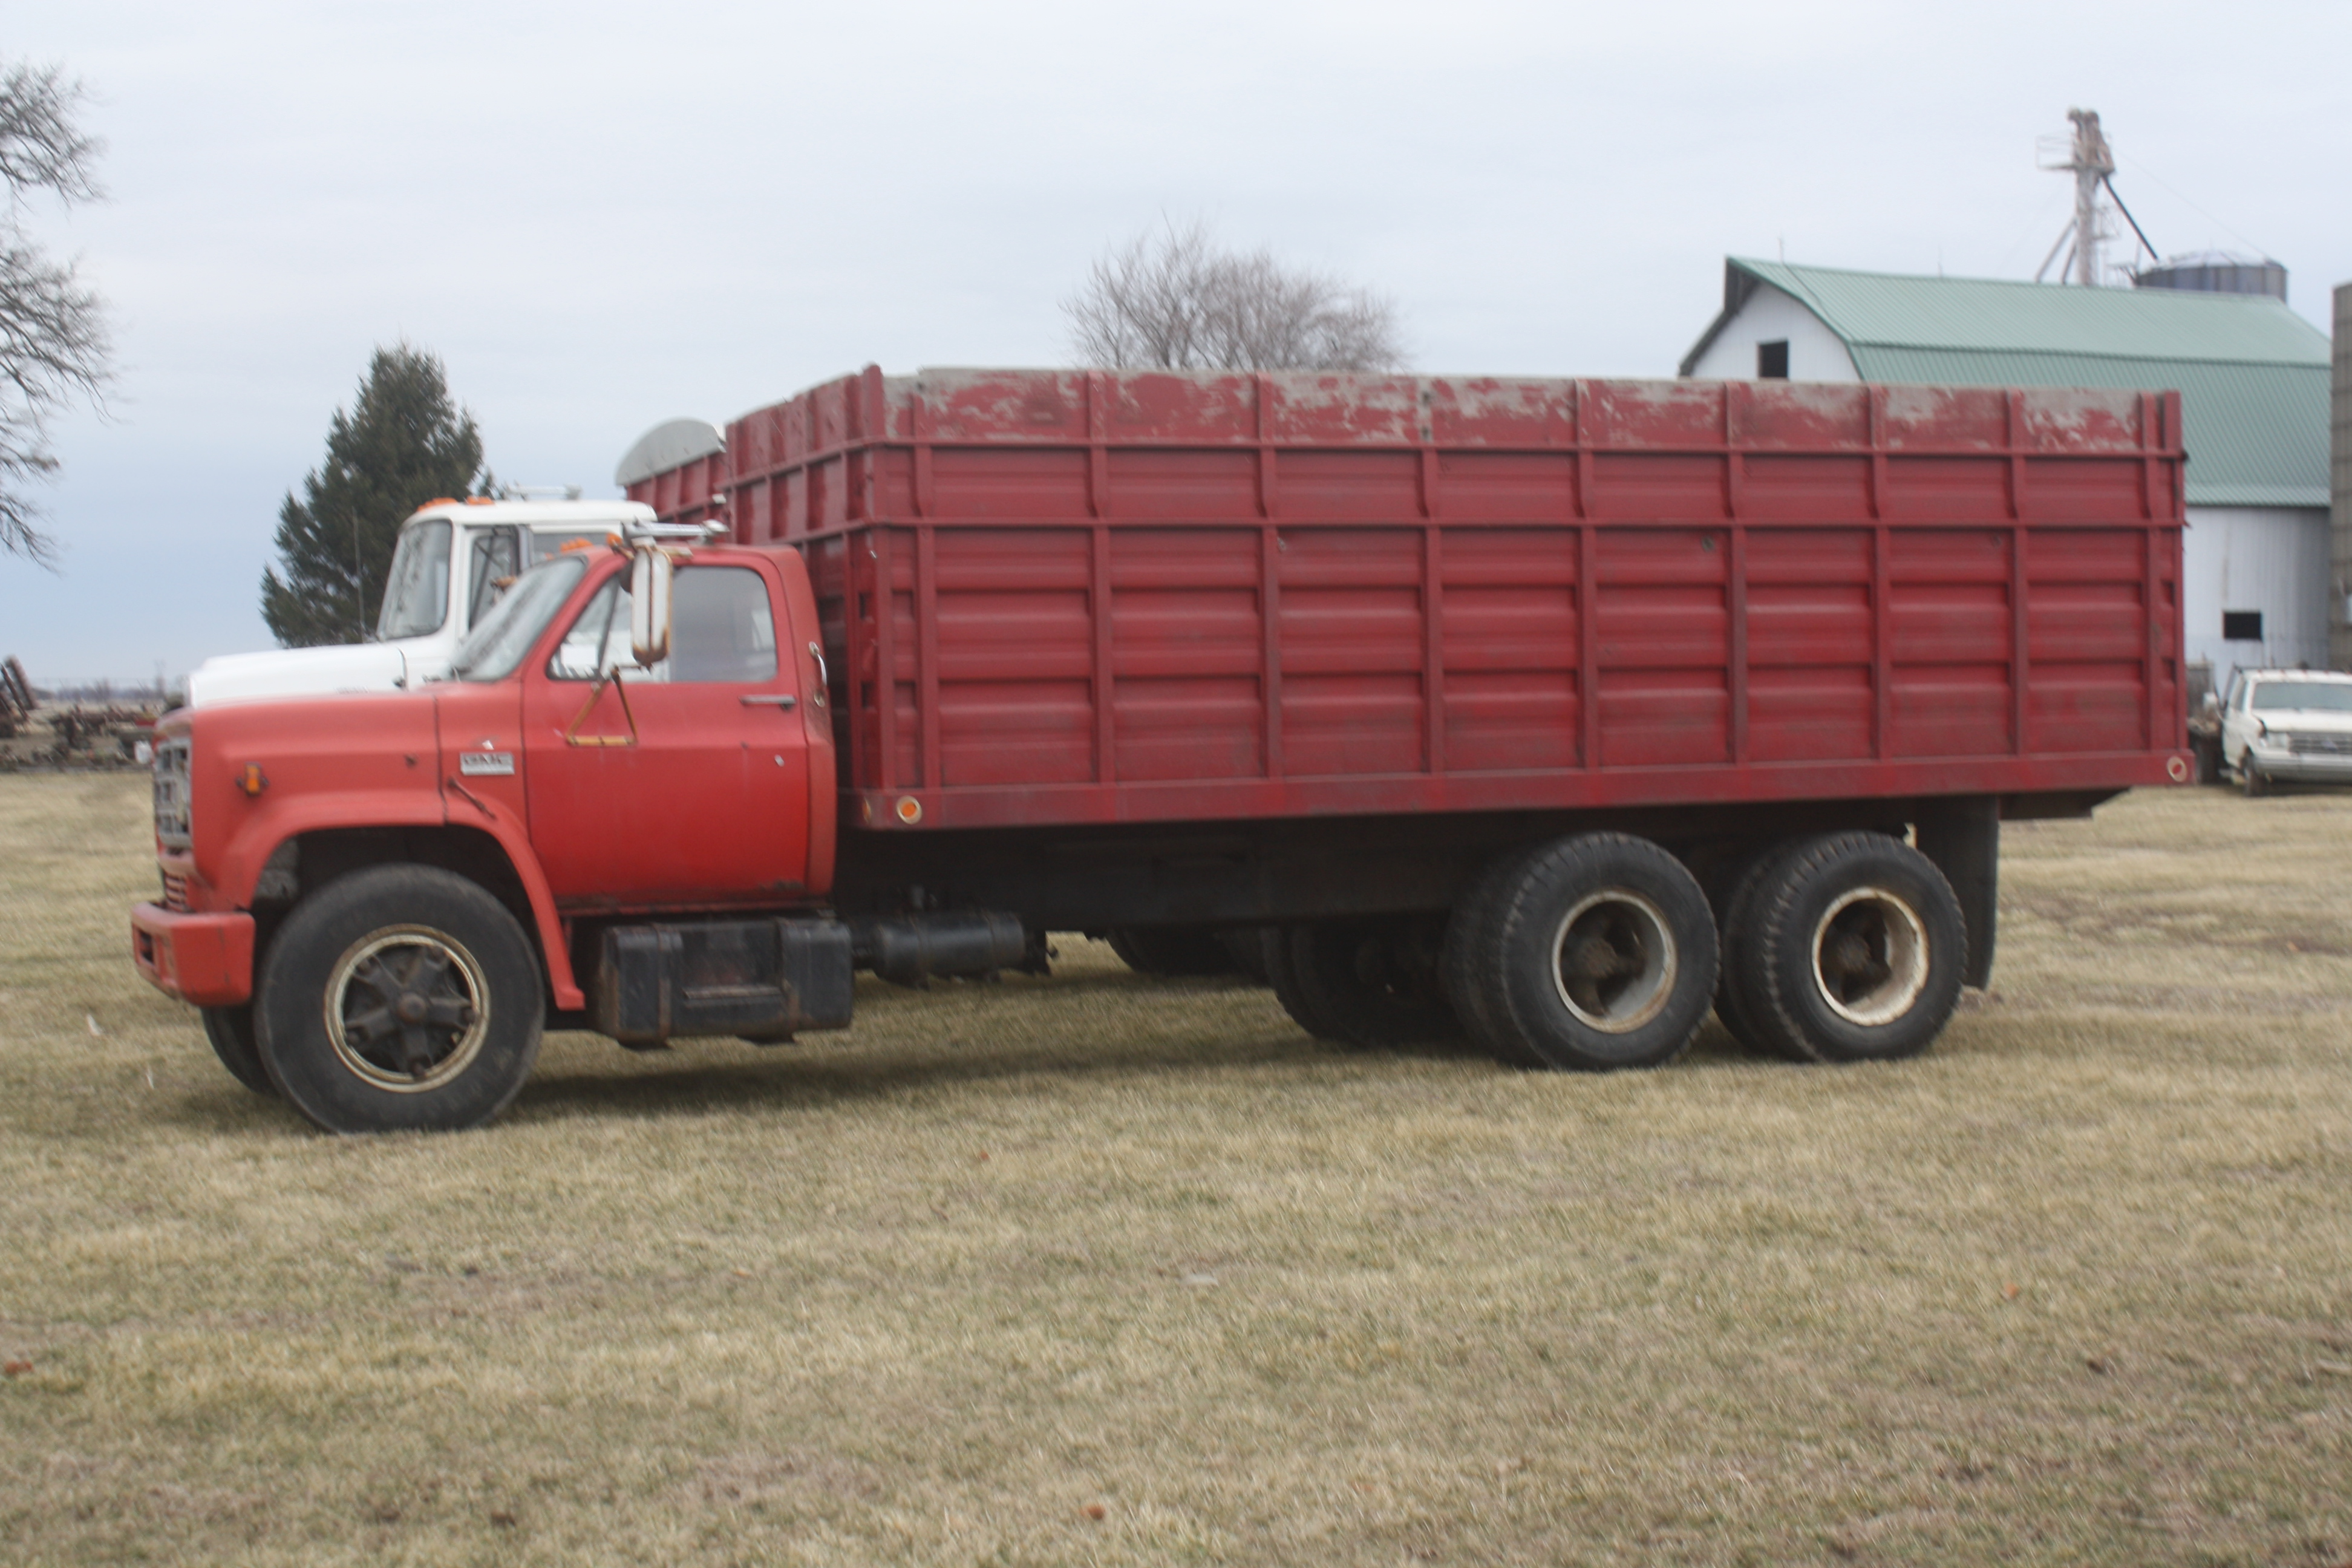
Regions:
[[895, 795, 923, 825], [238, 762, 268, 796]]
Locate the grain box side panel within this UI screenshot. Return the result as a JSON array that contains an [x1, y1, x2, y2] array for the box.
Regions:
[[1109, 527, 1266, 782], [1278, 526, 1427, 776], [1746, 528, 1874, 762], [1440, 527, 1581, 771], [1593, 528, 1730, 767], [1436, 452, 1577, 521], [1888, 528, 2014, 757], [2024, 527, 2151, 753], [932, 527, 1096, 786]]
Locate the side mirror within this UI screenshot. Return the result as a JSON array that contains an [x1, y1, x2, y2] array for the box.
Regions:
[[629, 547, 672, 667]]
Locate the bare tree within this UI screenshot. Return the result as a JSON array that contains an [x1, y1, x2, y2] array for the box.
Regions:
[[1065, 221, 1405, 373], [1, 61, 111, 565]]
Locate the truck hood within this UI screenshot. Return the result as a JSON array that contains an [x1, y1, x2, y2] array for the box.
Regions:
[[2257, 710, 2352, 735], [187, 643, 412, 707]]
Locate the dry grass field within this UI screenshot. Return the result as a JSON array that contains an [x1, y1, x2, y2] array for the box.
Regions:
[[2, 774, 2348, 1566]]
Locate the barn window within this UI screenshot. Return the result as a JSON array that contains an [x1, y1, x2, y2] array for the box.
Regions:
[[1756, 341, 1789, 379], [2221, 609, 2264, 642]]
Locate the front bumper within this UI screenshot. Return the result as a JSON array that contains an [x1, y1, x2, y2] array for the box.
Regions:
[[131, 901, 255, 1007], [2243, 743, 2352, 787]]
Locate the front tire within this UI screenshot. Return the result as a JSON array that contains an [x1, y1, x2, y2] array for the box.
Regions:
[[255, 866, 544, 1133], [201, 1005, 275, 1096], [1727, 833, 1964, 1063]]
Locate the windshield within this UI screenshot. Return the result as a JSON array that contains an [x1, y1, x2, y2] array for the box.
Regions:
[[459, 529, 615, 631], [450, 554, 589, 681], [2250, 680, 2352, 714], [377, 518, 453, 639]]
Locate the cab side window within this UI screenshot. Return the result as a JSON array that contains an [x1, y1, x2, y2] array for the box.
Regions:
[[667, 567, 777, 683], [549, 566, 776, 684], [549, 577, 640, 681]]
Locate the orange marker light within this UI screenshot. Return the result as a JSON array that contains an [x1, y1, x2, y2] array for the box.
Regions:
[[238, 762, 268, 796], [894, 795, 923, 825]]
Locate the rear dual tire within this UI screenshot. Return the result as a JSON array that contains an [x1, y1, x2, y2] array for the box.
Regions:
[[1720, 833, 1965, 1063], [1446, 834, 1719, 1071], [1705, 849, 1783, 1054], [1265, 919, 1461, 1049], [1106, 925, 1239, 978]]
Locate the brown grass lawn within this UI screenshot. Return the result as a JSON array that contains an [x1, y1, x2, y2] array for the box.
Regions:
[[2, 774, 2348, 1566]]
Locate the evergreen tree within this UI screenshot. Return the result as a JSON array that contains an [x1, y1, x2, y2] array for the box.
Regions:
[[260, 344, 486, 646]]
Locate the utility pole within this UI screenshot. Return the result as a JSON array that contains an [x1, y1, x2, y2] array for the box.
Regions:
[[2036, 108, 2117, 286]]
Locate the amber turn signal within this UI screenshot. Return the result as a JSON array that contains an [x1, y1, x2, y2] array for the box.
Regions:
[[238, 762, 268, 796]]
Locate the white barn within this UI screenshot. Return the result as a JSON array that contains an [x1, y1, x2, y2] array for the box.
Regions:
[[1682, 258, 2334, 697]]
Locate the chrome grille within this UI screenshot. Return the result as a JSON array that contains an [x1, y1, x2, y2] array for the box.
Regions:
[[152, 736, 192, 849], [160, 870, 189, 911], [2288, 733, 2352, 757]]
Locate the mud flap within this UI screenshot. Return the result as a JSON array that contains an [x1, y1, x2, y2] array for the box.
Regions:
[[1915, 799, 1998, 990]]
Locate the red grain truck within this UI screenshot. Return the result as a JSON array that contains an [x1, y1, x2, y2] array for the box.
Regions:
[[132, 368, 2190, 1132]]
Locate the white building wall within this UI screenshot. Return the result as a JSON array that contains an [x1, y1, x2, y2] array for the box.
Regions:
[[2181, 505, 2332, 695], [1684, 284, 1860, 382]]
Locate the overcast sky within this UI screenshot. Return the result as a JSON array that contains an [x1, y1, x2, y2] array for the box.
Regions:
[[8, 0, 2348, 684]]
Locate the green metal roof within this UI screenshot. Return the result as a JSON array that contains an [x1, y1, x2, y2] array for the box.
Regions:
[[1681, 258, 2331, 508]]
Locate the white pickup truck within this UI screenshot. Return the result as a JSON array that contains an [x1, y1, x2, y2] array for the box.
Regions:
[[187, 498, 657, 707], [2218, 667, 2352, 795]]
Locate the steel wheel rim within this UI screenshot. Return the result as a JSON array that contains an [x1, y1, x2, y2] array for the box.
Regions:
[[1549, 889, 1677, 1033], [1809, 887, 1929, 1027], [323, 926, 490, 1093]]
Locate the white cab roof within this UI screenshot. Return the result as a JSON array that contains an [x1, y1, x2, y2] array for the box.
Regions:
[[407, 498, 656, 529]]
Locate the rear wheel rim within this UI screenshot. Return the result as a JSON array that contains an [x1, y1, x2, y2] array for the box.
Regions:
[[1809, 887, 1929, 1027], [323, 926, 490, 1093], [1549, 889, 1677, 1033]]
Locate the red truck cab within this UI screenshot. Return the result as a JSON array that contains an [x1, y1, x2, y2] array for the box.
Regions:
[[132, 531, 889, 1131]]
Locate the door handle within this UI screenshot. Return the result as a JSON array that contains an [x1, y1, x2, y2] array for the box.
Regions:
[[740, 693, 797, 709]]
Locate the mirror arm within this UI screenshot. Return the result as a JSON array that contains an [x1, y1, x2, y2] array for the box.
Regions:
[[563, 667, 639, 748]]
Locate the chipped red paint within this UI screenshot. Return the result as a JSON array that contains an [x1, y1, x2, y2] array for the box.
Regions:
[[629, 369, 2187, 832]]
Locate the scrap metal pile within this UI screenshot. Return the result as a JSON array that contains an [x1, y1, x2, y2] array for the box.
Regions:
[[0, 658, 162, 768]]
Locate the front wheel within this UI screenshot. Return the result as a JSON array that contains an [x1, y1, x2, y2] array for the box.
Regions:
[[254, 866, 545, 1133], [201, 1005, 275, 1096]]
